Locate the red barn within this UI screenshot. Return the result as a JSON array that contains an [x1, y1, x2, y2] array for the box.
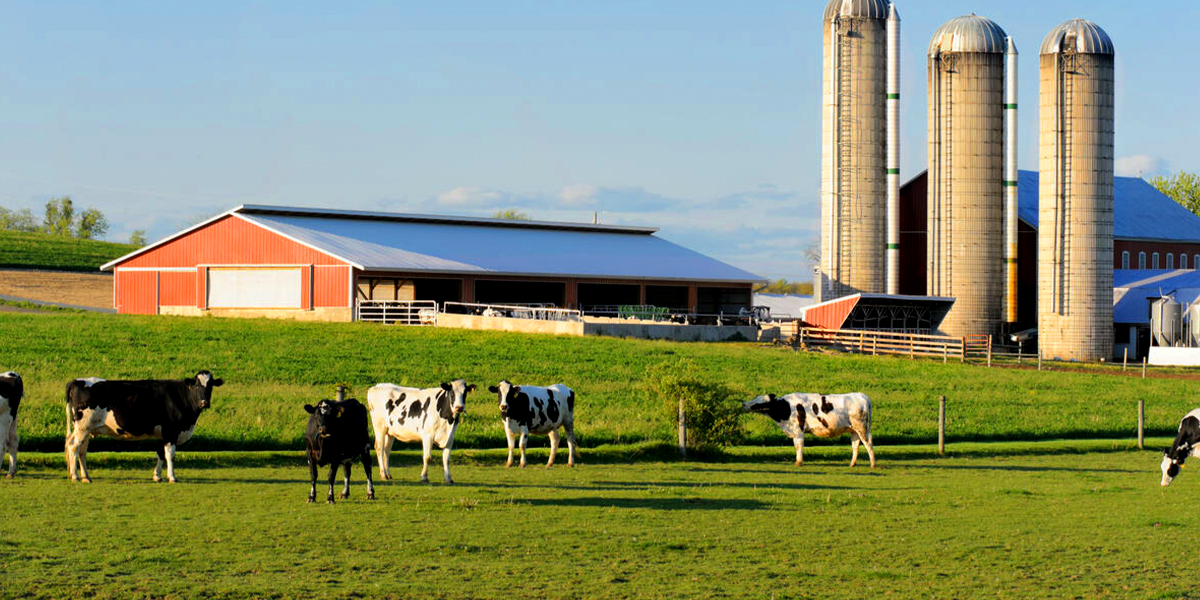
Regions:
[[101, 205, 763, 321]]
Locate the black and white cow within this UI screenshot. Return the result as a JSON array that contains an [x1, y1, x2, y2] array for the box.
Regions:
[[304, 398, 376, 504], [488, 380, 578, 468], [65, 371, 224, 483], [744, 392, 875, 468], [367, 380, 475, 484], [0, 371, 23, 479], [1161, 408, 1200, 487]]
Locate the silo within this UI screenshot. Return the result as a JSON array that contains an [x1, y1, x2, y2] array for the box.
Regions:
[[1037, 19, 1115, 361], [927, 15, 1008, 337], [818, 0, 892, 302]]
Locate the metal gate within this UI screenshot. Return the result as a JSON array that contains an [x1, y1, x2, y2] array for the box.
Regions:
[[355, 300, 438, 325]]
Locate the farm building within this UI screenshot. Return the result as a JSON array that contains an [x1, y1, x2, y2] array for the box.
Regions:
[[899, 170, 1200, 333], [100, 205, 764, 322]]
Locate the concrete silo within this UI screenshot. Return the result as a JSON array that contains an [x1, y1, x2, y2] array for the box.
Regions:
[[926, 14, 1012, 337], [1038, 19, 1115, 361], [818, 0, 899, 302]]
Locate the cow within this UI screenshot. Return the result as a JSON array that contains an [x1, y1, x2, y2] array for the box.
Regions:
[[304, 398, 376, 504], [65, 371, 224, 483], [488, 380, 578, 468], [367, 380, 475, 484], [0, 371, 23, 479], [1161, 408, 1200, 487], [744, 392, 875, 468]]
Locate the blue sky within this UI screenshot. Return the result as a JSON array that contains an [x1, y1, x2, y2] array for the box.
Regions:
[[0, 1, 1196, 280]]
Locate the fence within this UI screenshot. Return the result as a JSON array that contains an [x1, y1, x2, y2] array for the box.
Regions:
[[794, 327, 992, 361], [442, 301, 582, 322], [355, 300, 438, 325]]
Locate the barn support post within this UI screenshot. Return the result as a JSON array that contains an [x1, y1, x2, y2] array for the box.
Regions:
[[1137, 399, 1145, 450], [677, 396, 687, 459], [938, 395, 946, 455]]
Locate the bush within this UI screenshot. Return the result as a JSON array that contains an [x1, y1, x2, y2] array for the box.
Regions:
[[648, 362, 744, 450]]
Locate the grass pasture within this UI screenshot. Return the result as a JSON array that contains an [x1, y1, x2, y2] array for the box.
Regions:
[[0, 229, 136, 272], [3, 443, 1196, 600]]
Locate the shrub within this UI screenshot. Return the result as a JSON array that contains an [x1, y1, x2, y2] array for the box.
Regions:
[[648, 361, 744, 449]]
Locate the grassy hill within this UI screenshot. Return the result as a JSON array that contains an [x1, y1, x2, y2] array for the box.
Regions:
[[0, 311, 1190, 452], [0, 229, 138, 271]]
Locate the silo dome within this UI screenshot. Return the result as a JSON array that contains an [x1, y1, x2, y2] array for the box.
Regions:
[[823, 0, 889, 20], [1041, 18, 1114, 55], [928, 14, 1007, 55]]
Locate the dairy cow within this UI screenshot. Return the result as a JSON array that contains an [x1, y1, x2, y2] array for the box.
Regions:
[[0, 371, 23, 479], [488, 380, 578, 468], [367, 380, 475, 484], [65, 371, 223, 483], [304, 398, 376, 504], [1161, 408, 1200, 487], [744, 392, 875, 468]]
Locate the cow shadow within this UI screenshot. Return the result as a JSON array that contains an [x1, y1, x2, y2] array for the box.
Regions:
[[913, 464, 1143, 474], [448, 479, 856, 493], [516, 496, 770, 511]]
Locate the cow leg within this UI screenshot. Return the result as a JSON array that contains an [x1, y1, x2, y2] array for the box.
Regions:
[[360, 448, 375, 500], [419, 437, 432, 483], [5, 425, 18, 479], [165, 443, 179, 483], [340, 462, 352, 499], [76, 436, 93, 483], [307, 456, 318, 503], [326, 464, 338, 504], [793, 435, 805, 467], [518, 432, 528, 468], [504, 426, 516, 468], [850, 432, 861, 468], [563, 421, 578, 467], [65, 426, 85, 481], [374, 428, 393, 480], [547, 429, 560, 468], [441, 439, 455, 485], [153, 446, 166, 482], [863, 431, 876, 468]]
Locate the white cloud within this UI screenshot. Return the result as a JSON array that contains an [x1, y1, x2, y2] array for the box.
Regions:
[[436, 186, 506, 206], [1116, 155, 1167, 178], [558, 183, 599, 205]]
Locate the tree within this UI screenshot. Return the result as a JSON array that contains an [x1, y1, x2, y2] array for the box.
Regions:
[[43, 197, 76, 236], [76, 208, 109, 240], [802, 238, 820, 264], [754, 279, 814, 296], [0, 207, 40, 232], [128, 230, 148, 246], [1151, 171, 1200, 216], [491, 209, 530, 220]]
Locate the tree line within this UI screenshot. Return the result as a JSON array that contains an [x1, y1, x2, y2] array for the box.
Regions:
[[0, 197, 145, 245]]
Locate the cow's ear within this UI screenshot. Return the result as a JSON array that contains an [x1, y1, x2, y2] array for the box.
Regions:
[[488, 385, 499, 394], [212, 378, 224, 387], [467, 384, 477, 392], [304, 404, 316, 414], [767, 393, 776, 401], [513, 386, 521, 393], [440, 382, 452, 391]]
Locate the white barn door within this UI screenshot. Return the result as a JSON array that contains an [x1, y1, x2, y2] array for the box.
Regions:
[[208, 268, 302, 308]]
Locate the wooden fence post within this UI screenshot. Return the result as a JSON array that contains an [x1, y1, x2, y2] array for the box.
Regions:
[[336, 385, 346, 402], [1038, 352, 1042, 371], [943, 343, 948, 364], [1142, 356, 1147, 379], [1137, 399, 1145, 450], [938, 395, 946, 456], [987, 336, 993, 368], [1123, 347, 1129, 372], [678, 396, 687, 459], [909, 335, 915, 360], [960, 338, 966, 364]]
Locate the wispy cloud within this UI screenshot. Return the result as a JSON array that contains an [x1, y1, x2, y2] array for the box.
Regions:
[[436, 186, 508, 206], [1116, 155, 1167, 178]]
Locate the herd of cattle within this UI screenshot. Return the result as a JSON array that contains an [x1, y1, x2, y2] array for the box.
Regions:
[[0, 369, 1198, 496]]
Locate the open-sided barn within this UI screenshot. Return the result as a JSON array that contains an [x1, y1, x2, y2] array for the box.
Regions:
[[101, 205, 763, 321]]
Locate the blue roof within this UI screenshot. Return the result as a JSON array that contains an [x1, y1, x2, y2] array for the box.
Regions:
[[231, 207, 764, 283], [1113, 269, 1200, 324], [1016, 171, 1200, 242]]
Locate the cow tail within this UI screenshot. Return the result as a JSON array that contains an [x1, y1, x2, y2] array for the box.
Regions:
[[64, 383, 73, 438]]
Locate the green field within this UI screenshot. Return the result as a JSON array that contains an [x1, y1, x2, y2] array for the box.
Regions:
[[0, 229, 137, 271], [0, 311, 1195, 453], [3, 443, 1195, 600]]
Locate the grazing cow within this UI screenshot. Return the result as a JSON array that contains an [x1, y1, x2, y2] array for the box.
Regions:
[[1161, 408, 1200, 487], [488, 380, 579, 468], [367, 380, 475, 484], [65, 371, 223, 483], [0, 371, 23, 479], [744, 392, 875, 468], [304, 398, 376, 504]]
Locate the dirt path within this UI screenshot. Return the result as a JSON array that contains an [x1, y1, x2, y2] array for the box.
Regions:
[[0, 270, 112, 309]]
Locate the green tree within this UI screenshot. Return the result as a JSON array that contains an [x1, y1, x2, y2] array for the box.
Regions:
[[76, 208, 109, 240], [754, 279, 813, 295], [128, 230, 148, 246], [1151, 171, 1200, 216], [43, 197, 76, 236], [491, 209, 530, 220], [0, 207, 40, 232]]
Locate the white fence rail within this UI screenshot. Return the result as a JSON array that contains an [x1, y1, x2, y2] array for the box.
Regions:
[[356, 300, 439, 325], [443, 301, 582, 322]]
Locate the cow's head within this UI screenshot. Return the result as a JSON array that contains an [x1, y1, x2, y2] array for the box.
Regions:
[[439, 380, 476, 416], [191, 370, 224, 410], [743, 394, 793, 423], [0, 372, 21, 396], [488, 380, 519, 417], [1162, 443, 1192, 487], [305, 399, 344, 438]]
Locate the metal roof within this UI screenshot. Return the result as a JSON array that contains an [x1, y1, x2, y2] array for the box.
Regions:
[[107, 204, 764, 283], [823, 0, 889, 20], [1014, 171, 1200, 242], [800, 293, 954, 331], [1113, 270, 1200, 324], [928, 14, 1008, 56], [1041, 19, 1114, 55]]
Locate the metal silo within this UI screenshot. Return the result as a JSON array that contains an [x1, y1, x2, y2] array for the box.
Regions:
[[1037, 19, 1115, 361], [818, 0, 896, 302], [926, 15, 1009, 337]]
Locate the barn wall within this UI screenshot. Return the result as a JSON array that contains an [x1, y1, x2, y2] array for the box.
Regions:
[[121, 215, 345, 269], [115, 271, 157, 315], [158, 271, 196, 306]]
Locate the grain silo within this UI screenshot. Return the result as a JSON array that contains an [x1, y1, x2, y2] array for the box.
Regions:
[[926, 14, 1010, 337], [1037, 19, 1115, 361], [818, 0, 898, 302]]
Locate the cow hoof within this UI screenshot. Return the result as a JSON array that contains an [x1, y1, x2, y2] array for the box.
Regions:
[[444, 478, 454, 485], [81, 478, 92, 484], [326, 497, 335, 505], [4, 473, 12, 479], [307, 497, 315, 503], [152, 476, 161, 483], [340, 493, 349, 499], [367, 492, 375, 500], [420, 477, 429, 484]]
